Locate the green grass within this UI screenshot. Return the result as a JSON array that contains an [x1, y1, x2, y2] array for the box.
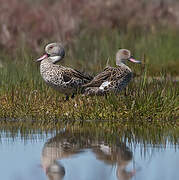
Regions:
[[66, 28, 179, 75], [0, 76, 178, 121], [0, 28, 178, 128]]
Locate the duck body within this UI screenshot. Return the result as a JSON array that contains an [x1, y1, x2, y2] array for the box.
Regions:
[[83, 65, 132, 96], [83, 49, 141, 96], [40, 58, 92, 95]]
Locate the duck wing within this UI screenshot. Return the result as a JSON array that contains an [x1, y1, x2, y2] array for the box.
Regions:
[[71, 68, 93, 81], [61, 68, 93, 83], [83, 67, 118, 87], [83, 66, 132, 88]]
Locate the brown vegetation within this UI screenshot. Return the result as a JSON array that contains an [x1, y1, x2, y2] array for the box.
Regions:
[[0, 0, 179, 52]]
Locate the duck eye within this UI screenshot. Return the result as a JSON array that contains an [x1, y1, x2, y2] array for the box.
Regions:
[[123, 50, 128, 55]]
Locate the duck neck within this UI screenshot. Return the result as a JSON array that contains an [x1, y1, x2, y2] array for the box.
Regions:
[[40, 58, 53, 66], [116, 61, 131, 71], [40, 58, 55, 74]]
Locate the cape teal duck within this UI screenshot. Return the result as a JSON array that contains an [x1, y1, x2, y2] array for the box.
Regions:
[[83, 49, 141, 96], [36, 42, 93, 100]]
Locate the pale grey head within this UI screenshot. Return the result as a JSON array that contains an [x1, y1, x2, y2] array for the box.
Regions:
[[116, 49, 141, 66], [36, 42, 65, 64]]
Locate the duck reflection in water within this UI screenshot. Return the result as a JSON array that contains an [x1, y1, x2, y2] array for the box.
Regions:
[[41, 130, 135, 180]]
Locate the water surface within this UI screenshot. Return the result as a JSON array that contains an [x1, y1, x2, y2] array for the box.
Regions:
[[0, 127, 179, 180]]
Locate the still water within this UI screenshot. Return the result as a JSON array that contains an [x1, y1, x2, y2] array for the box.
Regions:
[[0, 127, 178, 180]]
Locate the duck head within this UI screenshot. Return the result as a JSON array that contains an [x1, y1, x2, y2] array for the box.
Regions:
[[116, 49, 141, 66], [36, 42, 65, 64]]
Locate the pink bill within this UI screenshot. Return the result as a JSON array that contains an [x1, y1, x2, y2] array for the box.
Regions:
[[36, 54, 48, 62], [128, 57, 141, 63]]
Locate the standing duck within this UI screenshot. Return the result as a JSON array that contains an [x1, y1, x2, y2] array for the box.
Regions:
[[83, 49, 141, 96], [36, 42, 93, 100]]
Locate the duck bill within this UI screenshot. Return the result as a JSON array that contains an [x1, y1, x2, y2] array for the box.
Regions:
[[128, 57, 141, 64], [36, 54, 48, 62]]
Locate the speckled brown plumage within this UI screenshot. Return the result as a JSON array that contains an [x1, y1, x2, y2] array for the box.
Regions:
[[83, 66, 132, 96], [40, 59, 92, 95]]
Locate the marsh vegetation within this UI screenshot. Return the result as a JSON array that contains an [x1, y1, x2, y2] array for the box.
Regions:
[[0, 0, 178, 130], [0, 30, 178, 127]]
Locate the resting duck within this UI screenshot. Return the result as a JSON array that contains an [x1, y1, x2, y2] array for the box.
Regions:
[[83, 49, 141, 96], [36, 42, 93, 100]]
